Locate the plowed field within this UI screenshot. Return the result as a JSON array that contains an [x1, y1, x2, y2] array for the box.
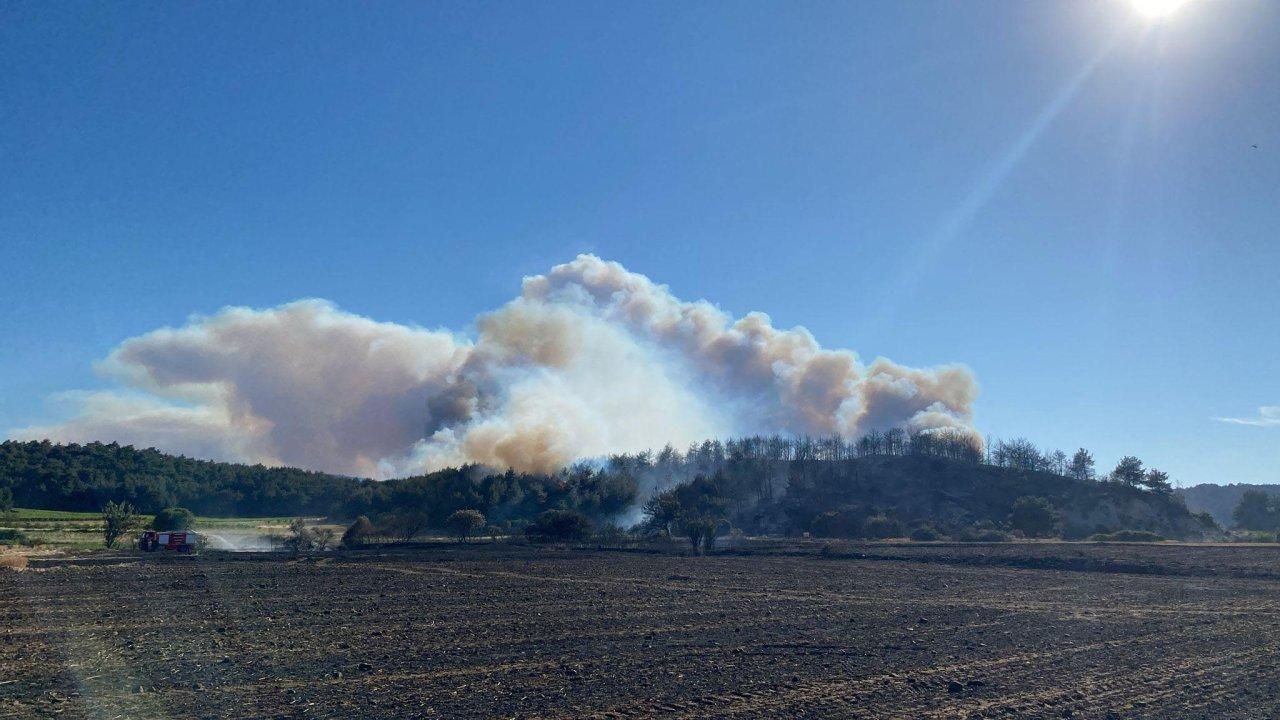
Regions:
[[3, 543, 1278, 719]]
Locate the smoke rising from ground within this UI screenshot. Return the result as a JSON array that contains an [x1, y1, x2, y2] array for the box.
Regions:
[[13, 255, 979, 477]]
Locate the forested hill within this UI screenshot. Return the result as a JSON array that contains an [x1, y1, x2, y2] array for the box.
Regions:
[[0, 440, 636, 524], [0, 440, 363, 516], [774, 454, 1218, 541], [1178, 484, 1280, 527], [1, 438, 1220, 540]]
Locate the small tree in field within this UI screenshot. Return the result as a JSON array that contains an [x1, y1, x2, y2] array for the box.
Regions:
[[525, 509, 592, 543], [0, 487, 14, 515], [680, 517, 718, 553], [447, 509, 485, 543], [313, 527, 336, 551], [861, 514, 903, 540], [151, 507, 196, 531], [1009, 496, 1059, 538], [382, 510, 430, 541], [342, 516, 376, 549], [102, 501, 140, 549], [283, 518, 316, 555]]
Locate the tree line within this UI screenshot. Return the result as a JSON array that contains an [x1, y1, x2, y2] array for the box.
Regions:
[[1, 432, 1194, 542]]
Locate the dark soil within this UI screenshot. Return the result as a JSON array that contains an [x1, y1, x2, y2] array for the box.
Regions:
[[3, 542, 1278, 718]]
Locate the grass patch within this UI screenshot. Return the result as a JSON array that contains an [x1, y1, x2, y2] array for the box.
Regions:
[[1090, 530, 1164, 542], [0, 508, 319, 549], [6, 508, 101, 521]]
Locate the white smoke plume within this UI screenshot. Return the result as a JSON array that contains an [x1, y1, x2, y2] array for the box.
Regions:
[[12, 255, 979, 477]]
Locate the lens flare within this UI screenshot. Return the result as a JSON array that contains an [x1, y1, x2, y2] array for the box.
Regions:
[[1131, 0, 1189, 18]]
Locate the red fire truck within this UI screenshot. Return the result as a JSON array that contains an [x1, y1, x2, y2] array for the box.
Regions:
[[138, 530, 198, 553]]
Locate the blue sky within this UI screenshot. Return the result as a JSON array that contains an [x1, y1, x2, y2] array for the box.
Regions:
[[2, 1, 1277, 485]]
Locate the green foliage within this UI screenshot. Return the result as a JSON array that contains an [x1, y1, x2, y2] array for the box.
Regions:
[[341, 516, 376, 549], [809, 511, 846, 538], [283, 519, 324, 554], [908, 524, 942, 541], [1089, 530, 1164, 542], [861, 514, 903, 539], [101, 500, 140, 549], [1232, 490, 1280, 531], [0, 529, 33, 546], [1142, 468, 1172, 494], [645, 475, 729, 553], [151, 507, 196, 531], [641, 492, 681, 537], [956, 521, 1009, 542], [379, 510, 430, 540], [525, 509, 592, 543], [593, 522, 628, 547], [0, 487, 13, 514], [1111, 456, 1146, 487], [446, 509, 485, 542], [1178, 484, 1275, 527], [5, 436, 1210, 543], [1009, 496, 1059, 538], [1067, 448, 1095, 482]]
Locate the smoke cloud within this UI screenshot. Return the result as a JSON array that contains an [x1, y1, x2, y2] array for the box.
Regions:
[[13, 255, 979, 477]]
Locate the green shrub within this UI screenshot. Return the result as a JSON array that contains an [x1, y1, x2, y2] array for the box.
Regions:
[[0, 529, 31, 546], [810, 511, 846, 538], [342, 516, 376, 548], [908, 524, 942, 541], [151, 507, 196, 531], [446, 509, 486, 543], [1008, 496, 1059, 538], [594, 522, 628, 547], [861, 514, 903, 540], [1089, 529, 1164, 542], [525, 509, 592, 543], [957, 521, 1009, 542]]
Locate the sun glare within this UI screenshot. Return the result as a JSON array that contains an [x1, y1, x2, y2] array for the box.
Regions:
[[1131, 0, 1190, 18]]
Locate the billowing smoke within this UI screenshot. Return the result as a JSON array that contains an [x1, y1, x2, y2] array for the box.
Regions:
[[12, 255, 979, 477]]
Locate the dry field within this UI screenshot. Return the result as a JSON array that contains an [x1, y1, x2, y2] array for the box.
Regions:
[[3, 542, 1280, 719]]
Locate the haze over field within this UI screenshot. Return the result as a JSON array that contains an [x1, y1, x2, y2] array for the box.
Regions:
[[14, 256, 976, 477]]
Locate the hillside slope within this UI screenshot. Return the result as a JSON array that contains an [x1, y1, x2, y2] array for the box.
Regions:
[[0, 440, 363, 516], [2, 440, 1221, 539], [1178, 483, 1280, 527], [774, 455, 1218, 540]]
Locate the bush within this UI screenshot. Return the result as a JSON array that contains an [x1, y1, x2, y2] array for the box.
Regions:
[[594, 522, 627, 548], [102, 501, 140, 549], [861, 514, 903, 540], [1089, 530, 1164, 542], [379, 510, 430, 541], [0, 529, 32, 546], [908, 524, 942, 541], [342, 516, 376, 548], [446, 509, 485, 543], [957, 521, 1009, 542], [312, 527, 336, 551], [810, 511, 845, 538], [525, 509, 592, 543], [283, 519, 323, 554], [1009, 496, 1059, 538], [0, 487, 13, 514], [151, 507, 196, 531], [680, 517, 722, 554]]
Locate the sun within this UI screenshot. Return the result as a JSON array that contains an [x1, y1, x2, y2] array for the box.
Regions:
[[1131, 0, 1190, 18]]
